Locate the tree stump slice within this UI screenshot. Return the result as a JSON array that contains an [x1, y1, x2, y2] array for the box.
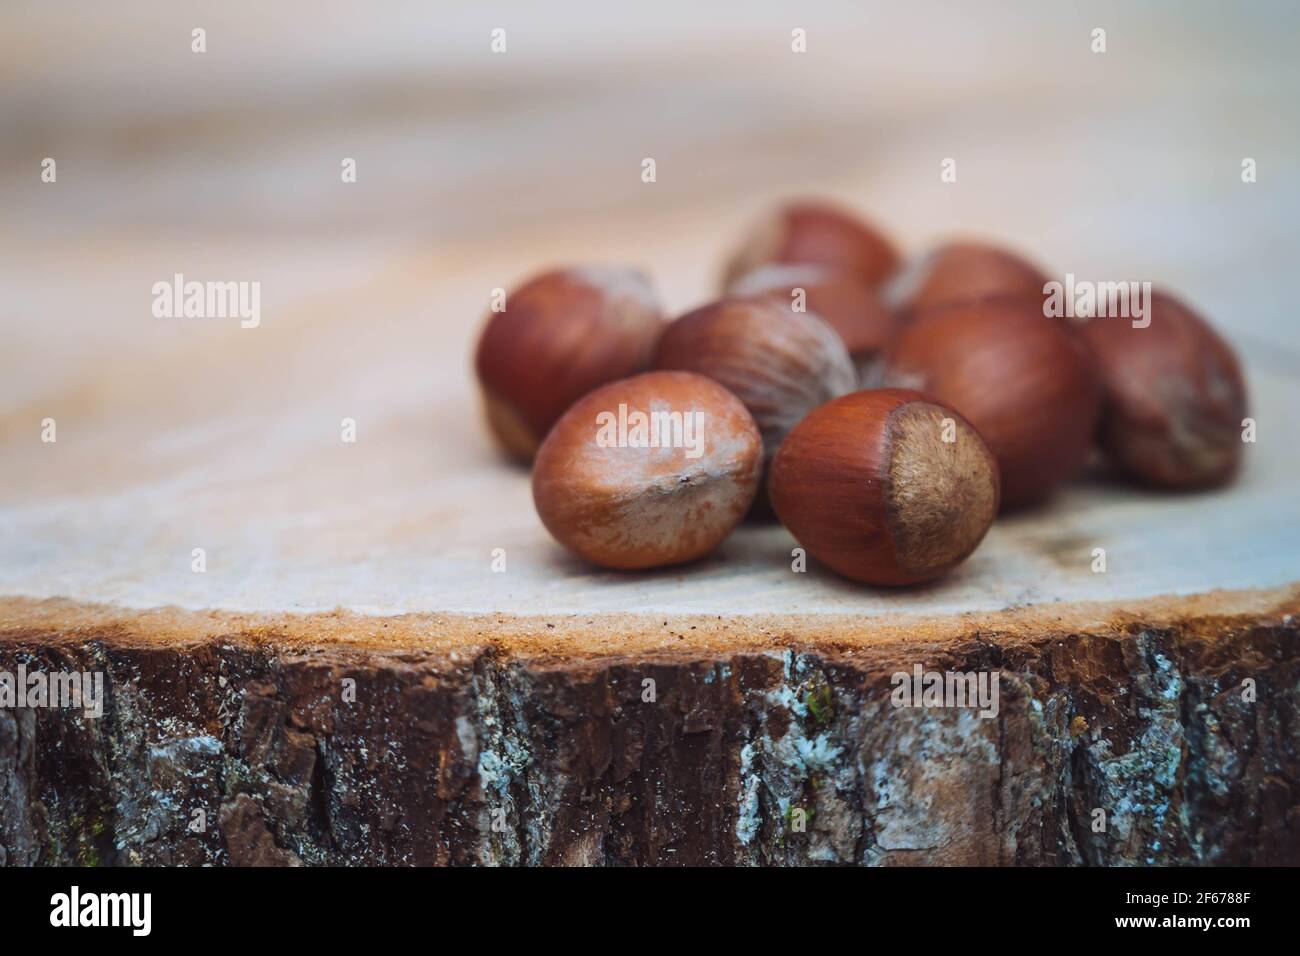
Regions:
[[2, 2, 1298, 866]]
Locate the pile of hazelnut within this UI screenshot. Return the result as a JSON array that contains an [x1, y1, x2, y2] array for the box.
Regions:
[[474, 200, 1249, 586]]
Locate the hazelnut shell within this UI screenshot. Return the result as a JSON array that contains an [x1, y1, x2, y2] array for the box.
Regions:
[[474, 266, 665, 462], [887, 241, 1049, 318], [769, 388, 1000, 585], [722, 200, 901, 290], [1079, 290, 1247, 488], [880, 297, 1102, 508], [653, 297, 857, 503], [532, 370, 763, 570], [726, 263, 898, 378]]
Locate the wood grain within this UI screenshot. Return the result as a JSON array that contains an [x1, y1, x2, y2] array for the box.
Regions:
[[2, 0, 1297, 621]]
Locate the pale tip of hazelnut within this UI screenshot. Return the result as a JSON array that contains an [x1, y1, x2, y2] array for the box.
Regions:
[[884, 402, 1000, 578]]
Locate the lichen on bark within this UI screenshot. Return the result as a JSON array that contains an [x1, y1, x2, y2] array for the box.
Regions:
[[2, 613, 1298, 866]]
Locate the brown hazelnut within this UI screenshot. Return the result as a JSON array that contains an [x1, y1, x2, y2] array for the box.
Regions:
[[886, 241, 1049, 318], [725, 263, 898, 382], [879, 298, 1102, 508], [652, 298, 857, 503], [474, 266, 666, 462], [1079, 291, 1247, 488], [722, 200, 901, 290], [532, 371, 762, 570], [769, 389, 999, 585]]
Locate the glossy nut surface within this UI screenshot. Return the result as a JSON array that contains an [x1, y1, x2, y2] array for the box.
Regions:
[[1080, 290, 1247, 488], [532, 371, 762, 570], [769, 389, 1000, 585], [722, 200, 901, 290], [726, 263, 898, 377], [887, 241, 1049, 318], [880, 297, 1102, 508], [474, 265, 665, 462], [653, 297, 857, 499]]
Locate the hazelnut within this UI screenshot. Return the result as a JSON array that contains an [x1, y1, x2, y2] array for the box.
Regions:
[[652, 298, 857, 504], [879, 297, 1102, 508], [474, 265, 666, 462], [532, 370, 762, 570], [725, 263, 898, 382], [1079, 291, 1247, 488], [769, 389, 999, 585], [722, 200, 901, 290], [886, 241, 1049, 318]]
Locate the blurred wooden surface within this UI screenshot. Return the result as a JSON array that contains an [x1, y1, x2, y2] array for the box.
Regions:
[[1, 0, 1297, 617]]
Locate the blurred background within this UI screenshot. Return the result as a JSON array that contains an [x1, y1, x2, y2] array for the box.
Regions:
[[1, 0, 1298, 613]]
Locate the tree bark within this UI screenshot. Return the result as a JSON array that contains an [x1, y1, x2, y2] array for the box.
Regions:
[[2, 593, 1298, 866]]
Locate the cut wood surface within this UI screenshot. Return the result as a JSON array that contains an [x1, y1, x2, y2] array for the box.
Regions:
[[4, 585, 1298, 657], [2, 1, 1298, 621]]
